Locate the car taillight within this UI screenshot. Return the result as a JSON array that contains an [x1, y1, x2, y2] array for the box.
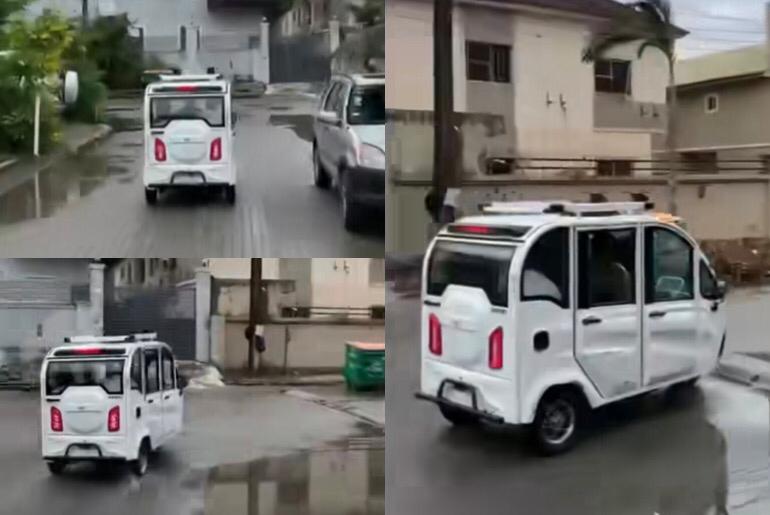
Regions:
[[210, 137, 222, 161], [50, 407, 63, 432], [154, 138, 167, 162], [489, 327, 503, 370], [428, 314, 442, 356], [108, 406, 120, 432]]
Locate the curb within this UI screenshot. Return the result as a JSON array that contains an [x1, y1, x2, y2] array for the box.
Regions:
[[284, 389, 385, 428], [715, 353, 770, 388], [226, 374, 345, 387], [66, 125, 113, 155], [0, 158, 19, 172]]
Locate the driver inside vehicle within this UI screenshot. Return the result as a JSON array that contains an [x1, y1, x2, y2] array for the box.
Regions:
[[590, 232, 632, 305]]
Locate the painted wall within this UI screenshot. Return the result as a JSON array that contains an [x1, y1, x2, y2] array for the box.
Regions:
[[388, 177, 770, 253], [675, 78, 770, 151]]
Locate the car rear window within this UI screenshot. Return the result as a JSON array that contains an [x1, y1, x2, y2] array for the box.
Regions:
[[348, 85, 384, 125], [46, 360, 125, 396], [150, 96, 225, 128], [427, 240, 516, 306]]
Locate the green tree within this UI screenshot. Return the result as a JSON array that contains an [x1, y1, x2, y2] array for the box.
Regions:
[[350, 0, 384, 27], [583, 0, 685, 213], [76, 14, 144, 89]]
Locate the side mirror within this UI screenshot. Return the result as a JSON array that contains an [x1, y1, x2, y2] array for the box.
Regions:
[[716, 280, 728, 299]]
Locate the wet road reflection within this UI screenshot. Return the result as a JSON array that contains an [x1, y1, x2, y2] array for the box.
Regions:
[[0, 139, 137, 226], [204, 445, 384, 515]]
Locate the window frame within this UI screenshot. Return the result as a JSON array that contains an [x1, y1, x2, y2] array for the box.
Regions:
[[466, 41, 511, 83], [144, 347, 161, 395], [704, 93, 719, 114], [699, 259, 719, 300], [520, 227, 570, 308], [161, 348, 175, 391], [130, 350, 144, 393], [644, 225, 695, 304], [578, 227, 638, 309], [594, 59, 631, 94], [322, 82, 340, 113]]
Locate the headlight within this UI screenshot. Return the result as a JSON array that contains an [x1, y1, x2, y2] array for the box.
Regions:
[[358, 144, 385, 169]]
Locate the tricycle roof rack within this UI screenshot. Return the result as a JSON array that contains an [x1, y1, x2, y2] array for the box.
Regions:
[[482, 200, 655, 217], [64, 332, 158, 344]]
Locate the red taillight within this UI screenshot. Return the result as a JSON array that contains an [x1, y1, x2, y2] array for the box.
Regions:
[[108, 406, 120, 432], [210, 137, 222, 161], [73, 347, 102, 355], [50, 407, 63, 432], [175, 85, 198, 92], [154, 138, 167, 161], [489, 327, 504, 369], [455, 225, 492, 235], [428, 314, 442, 356]]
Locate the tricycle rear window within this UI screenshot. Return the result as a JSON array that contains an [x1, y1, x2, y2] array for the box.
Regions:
[[46, 359, 125, 396], [427, 240, 516, 306]]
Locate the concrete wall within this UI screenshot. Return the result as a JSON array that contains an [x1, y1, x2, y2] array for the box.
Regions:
[[387, 176, 770, 252], [675, 77, 770, 151], [0, 259, 90, 283]]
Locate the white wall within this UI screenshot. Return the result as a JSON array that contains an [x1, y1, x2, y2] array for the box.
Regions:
[[385, 0, 433, 110]]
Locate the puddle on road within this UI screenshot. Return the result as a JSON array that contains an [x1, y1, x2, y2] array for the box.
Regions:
[[202, 439, 384, 515], [268, 114, 314, 143], [0, 150, 136, 226]]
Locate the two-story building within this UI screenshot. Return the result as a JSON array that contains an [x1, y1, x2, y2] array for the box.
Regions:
[[386, 0, 681, 251], [27, 0, 272, 82]]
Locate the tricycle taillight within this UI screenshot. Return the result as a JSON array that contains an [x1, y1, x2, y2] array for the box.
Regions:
[[489, 327, 503, 370], [428, 314, 442, 356], [50, 407, 63, 432]]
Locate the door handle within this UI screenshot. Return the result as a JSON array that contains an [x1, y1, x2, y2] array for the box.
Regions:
[[582, 316, 602, 326], [711, 302, 720, 312], [147, 399, 154, 404], [164, 394, 171, 400], [649, 310, 667, 319]]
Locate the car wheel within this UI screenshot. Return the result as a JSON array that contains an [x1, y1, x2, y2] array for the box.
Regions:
[[225, 185, 236, 205], [145, 187, 158, 205], [439, 405, 479, 427], [131, 439, 150, 477], [532, 390, 583, 455], [340, 171, 362, 232], [46, 460, 66, 475], [313, 145, 330, 189]]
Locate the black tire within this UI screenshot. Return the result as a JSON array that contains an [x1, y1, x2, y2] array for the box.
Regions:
[[225, 185, 236, 205], [145, 187, 158, 205], [46, 460, 66, 475], [131, 439, 150, 477], [340, 171, 363, 232], [532, 390, 584, 456], [313, 144, 330, 189], [439, 404, 479, 426]]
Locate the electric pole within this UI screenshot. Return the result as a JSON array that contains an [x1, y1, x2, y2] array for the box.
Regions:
[[247, 258, 263, 371], [429, 0, 455, 222], [81, 0, 89, 27]]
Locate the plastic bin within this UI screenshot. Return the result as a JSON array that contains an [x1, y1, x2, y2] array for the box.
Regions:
[[344, 341, 385, 391]]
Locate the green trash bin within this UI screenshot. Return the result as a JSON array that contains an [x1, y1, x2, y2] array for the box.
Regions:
[[344, 341, 385, 391]]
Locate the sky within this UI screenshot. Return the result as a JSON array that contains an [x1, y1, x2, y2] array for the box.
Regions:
[[634, 0, 768, 59]]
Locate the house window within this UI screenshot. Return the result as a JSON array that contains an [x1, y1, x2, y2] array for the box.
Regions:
[[595, 59, 631, 94], [466, 41, 511, 83], [596, 160, 633, 177], [705, 94, 719, 114]]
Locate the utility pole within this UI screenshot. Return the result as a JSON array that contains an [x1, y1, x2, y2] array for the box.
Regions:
[[429, 0, 455, 222], [81, 0, 89, 27], [247, 258, 263, 371]]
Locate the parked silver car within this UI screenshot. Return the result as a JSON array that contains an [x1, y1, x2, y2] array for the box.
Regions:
[[313, 73, 385, 231]]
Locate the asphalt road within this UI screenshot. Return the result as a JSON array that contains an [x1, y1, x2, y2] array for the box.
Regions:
[[0, 92, 383, 257], [0, 385, 384, 515], [385, 282, 770, 515]]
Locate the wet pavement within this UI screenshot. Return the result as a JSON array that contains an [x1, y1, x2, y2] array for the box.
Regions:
[[385, 282, 770, 515], [0, 385, 384, 515], [0, 93, 383, 257]]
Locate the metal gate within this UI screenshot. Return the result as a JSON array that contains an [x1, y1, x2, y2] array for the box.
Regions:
[[270, 30, 331, 83], [104, 281, 196, 360]]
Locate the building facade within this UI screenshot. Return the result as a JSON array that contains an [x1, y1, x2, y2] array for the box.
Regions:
[[27, 0, 271, 82], [276, 0, 363, 37]]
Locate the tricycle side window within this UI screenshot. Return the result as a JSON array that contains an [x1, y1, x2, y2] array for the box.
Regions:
[[520, 227, 570, 308]]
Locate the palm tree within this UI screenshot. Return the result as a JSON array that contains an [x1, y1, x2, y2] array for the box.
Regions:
[[583, 0, 685, 214]]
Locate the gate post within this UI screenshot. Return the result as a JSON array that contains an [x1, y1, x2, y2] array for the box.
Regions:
[[329, 17, 340, 55], [195, 267, 212, 362], [89, 262, 105, 336], [260, 16, 270, 84]]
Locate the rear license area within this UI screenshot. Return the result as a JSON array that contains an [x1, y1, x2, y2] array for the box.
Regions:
[[171, 171, 206, 185], [67, 444, 101, 458], [442, 382, 474, 409]]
